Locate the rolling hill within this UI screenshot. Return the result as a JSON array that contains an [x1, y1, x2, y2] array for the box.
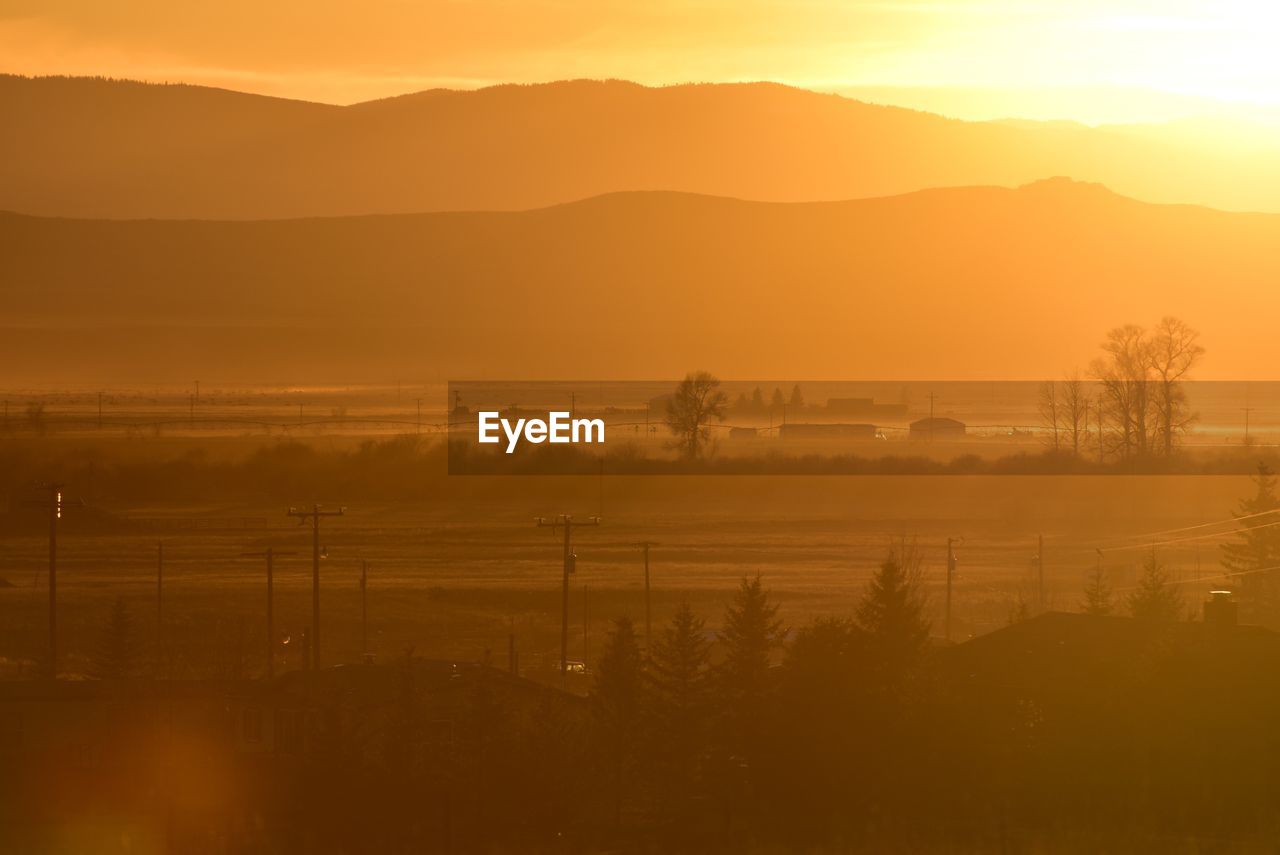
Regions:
[[3, 75, 1280, 218], [1, 178, 1277, 383]]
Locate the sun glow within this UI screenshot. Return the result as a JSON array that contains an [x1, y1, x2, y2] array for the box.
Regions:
[[0, 1, 1278, 124]]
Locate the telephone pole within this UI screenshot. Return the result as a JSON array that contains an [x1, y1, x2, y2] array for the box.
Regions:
[[1036, 534, 1045, 613], [360, 560, 369, 657], [156, 541, 164, 674], [287, 505, 345, 670], [633, 541, 659, 648], [945, 537, 958, 642], [41, 484, 65, 678], [536, 514, 600, 689], [241, 547, 296, 679]]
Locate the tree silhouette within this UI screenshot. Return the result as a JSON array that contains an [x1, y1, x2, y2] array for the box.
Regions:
[[664, 371, 728, 460], [1149, 316, 1204, 457], [788, 384, 804, 409], [1082, 565, 1114, 616], [592, 617, 644, 826], [1090, 318, 1202, 460], [1128, 550, 1183, 621], [648, 603, 711, 730], [646, 604, 712, 819], [719, 575, 784, 705], [857, 543, 931, 673], [1221, 462, 1280, 626]]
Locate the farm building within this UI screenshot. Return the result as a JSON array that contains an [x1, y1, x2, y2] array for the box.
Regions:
[[909, 416, 966, 440]]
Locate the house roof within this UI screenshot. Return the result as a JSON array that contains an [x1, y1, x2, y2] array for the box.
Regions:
[[939, 611, 1280, 700], [909, 416, 965, 429]]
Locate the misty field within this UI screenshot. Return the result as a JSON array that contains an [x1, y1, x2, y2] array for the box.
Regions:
[[0, 464, 1254, 684]]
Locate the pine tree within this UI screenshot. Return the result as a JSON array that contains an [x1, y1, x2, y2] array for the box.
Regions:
[[1128, 550, 1183, 621], [646, 604, 712, 816], [1082, 564, 1113, 616], [596, 617, 644, 720], [789, 384, 805, 409], [719, 575, 784, 705], [592, 617, 644, 825], [648, 603, 711, 726], [90, 597, 139, 679], [856, 543, 931, 671], [1221, 462, 1280, 626]]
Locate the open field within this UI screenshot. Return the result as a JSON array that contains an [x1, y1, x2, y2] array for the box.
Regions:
[[0, 457, 1258, 685]]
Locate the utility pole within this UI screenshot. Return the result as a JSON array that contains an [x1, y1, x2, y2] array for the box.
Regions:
[[536, 514, 600, 689], [41, 484, 65, 678], [508, 617, 519, 677], [287, 505, 345, 670], [634, 541, 658, 648], [1036, 534, 1045, 613], [360, 560, 369, 657], [928, 392, 936, 442], [945, 537, 957, 642], [156, 541, 164, 673], [1244, 407, 1254, 444], [241, 547, 296, 679], [583, 584, 589, 670]]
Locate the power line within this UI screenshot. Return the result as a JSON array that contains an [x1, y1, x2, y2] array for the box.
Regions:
[[1047, 508, 1280, 548], [287, 504, 346, 670], [536, 514, 600, 690], [241, 547, 297, 679], [634, 541, 659, 649]]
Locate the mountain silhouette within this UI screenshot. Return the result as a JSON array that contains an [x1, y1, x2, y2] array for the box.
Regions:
[[4, 75, 1280, 218], [1, 179, 1276, 382]]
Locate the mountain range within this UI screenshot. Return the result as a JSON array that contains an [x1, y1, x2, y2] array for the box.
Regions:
[[4, 75, 1280, 219], [2, 179, 1275, 382]]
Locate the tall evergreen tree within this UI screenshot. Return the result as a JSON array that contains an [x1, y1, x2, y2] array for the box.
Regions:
[[1082, 564, 1114, 616], [649, 603, 712, 728], [856, 543, 931, 672], [646, 604, 713, 818], [1221, 462, 1280, 626], [719, 575, 784, 705], [1128, 550, 1184, 621], [592, 617, 645, 826]]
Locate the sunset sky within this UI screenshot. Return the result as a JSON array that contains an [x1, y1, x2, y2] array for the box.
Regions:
[[2, 0, 1279, 124]]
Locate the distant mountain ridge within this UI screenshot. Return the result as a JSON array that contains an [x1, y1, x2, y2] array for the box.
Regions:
[[3, 75, 1280, 218], [1, 179, 1276, 383]]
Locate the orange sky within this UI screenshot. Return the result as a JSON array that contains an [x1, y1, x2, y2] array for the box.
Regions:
[[2, 1, 1280, 123]]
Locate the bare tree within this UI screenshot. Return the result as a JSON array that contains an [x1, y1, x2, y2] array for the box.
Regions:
[[665, 371, 728, 460], [1148, 316, 1204, 457], [1091, 324, 1154, 460], [1037, 381, 1061, 452], [1061, 372, 1089, 458]]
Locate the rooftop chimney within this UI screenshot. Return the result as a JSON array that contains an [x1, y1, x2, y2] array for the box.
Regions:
[[1204, 590, 1238, 629]]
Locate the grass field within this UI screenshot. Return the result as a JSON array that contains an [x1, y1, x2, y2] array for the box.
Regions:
[[0, 461, 1257, 685]]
